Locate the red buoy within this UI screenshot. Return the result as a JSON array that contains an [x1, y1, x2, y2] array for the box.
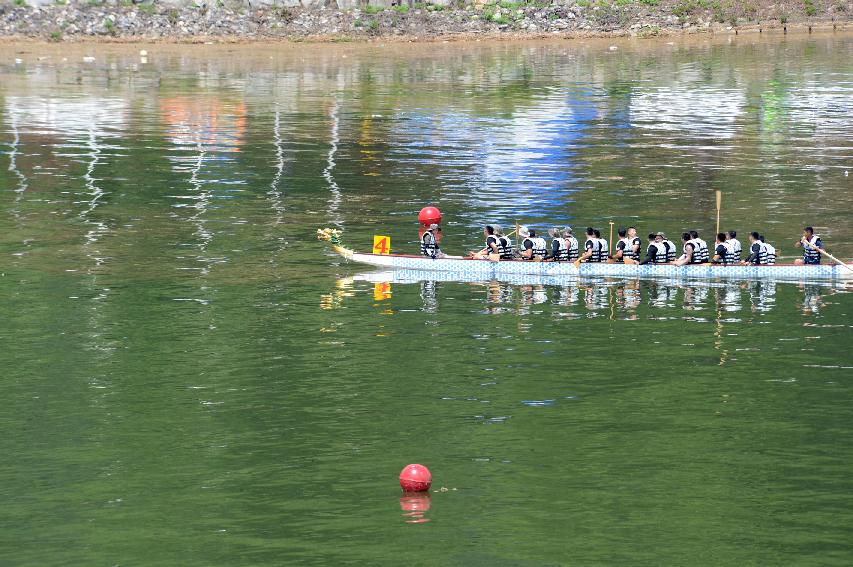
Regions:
[[418, 206, 442, 227], [399, 464, 432, 492]]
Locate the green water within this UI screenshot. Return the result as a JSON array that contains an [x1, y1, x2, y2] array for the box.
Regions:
[[1, 35, 852, 565]]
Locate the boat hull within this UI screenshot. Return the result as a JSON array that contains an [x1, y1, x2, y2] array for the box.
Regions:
[[334, 247, 852, 282]]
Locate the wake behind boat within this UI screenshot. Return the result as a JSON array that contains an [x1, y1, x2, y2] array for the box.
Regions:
[[319, 229, 852, 283]]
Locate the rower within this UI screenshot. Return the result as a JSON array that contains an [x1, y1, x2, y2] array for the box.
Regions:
[[758, 235, 777, 265], [711, 232, 730, 264], [594, 229, 609, 262], [546, 227, 569, 262], [627, 226, 642, 261], [613, 227, 640, 264], [469, 225, 501, 260], [741, 232, 762, 265], [689, 230, 709, 263], [725, 230, 742, 263], [564, 227, 580, 261], [640, 233, 667, 264], [674, 232, 697, 266], [578, 227, 600, 263], [420, 223, 443, 259], [495, 226, 514, 260], [518, 226, 547, 261], [659, 232, 678, 262], [793, 226, 823, 265]]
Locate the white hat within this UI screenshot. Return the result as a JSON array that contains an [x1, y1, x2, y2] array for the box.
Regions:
[[518, 225, 530, 238]]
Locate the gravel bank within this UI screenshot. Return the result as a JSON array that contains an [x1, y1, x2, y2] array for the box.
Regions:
[[0, 0, 850, 42]]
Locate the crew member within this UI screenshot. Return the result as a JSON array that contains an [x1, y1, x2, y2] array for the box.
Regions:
[[547, 227, 569, 261], [495, 226, 514, 260], [471, 225, 500, 259], [578, 227, 601, 263], [564, 227, 580, 261], [689, 230, 709, 263], [420, 223, 442, 259], [725, 230, 742, 263], [674, 232, 697, 266], [627, 226, 642, 261], [711, 232, 730, 264], [742, 232, 762, 265], [518, 226, 547, 260], [758, 235, 777, 265], [793, 226, 823, 265], [593, 229, 609, 262], [613, 227, 641, 264], [640, 233, 667, 264], [659, 232, 678, 262]]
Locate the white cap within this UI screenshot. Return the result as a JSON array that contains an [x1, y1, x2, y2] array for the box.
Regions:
[[518, 225, 530, 238]]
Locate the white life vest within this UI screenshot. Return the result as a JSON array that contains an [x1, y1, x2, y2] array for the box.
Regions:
[[758, 242, 777, 265], [663, 240, 677, 262], [597, 238, 609, 262], [531, 236, 547, 258], [803, 235, 821, 264], [566, 236, 579, 261], [583, 238, 599, 263], [421, 231, 438, 258], [648, 242, 667, 263], [714, 241, 732, 264], [694, 238, 710, 262], [552, 237, 569, 261], [616, 237, 635, 262], [726, 238, 741, 264], [686, 239, 704, 264], [498, 236, 514, 260]]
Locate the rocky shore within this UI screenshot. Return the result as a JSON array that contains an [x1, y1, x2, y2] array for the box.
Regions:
[[0, 0, 850, 42]]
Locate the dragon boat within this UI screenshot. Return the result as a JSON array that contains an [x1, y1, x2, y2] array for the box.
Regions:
[[318, 229, 853, 283]]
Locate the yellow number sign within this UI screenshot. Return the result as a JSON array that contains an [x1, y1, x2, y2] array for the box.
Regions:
[[372, 235, 391, 255], [373, 282, 391, 301]]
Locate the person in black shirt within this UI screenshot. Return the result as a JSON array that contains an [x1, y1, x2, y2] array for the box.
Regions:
[[640, 233, 661, 265], [470, 225, 501, 259], [741, 231, 762, 265], [711, 232, 728, 264]]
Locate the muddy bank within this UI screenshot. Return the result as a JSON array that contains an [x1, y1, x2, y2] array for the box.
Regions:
[[0, 0, 850, 42]]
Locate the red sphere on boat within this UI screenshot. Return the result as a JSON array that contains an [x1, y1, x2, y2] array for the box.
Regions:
[[399, 464, 432, 492], [418, 206, 442, 227]]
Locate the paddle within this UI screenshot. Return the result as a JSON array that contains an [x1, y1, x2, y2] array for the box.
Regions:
[[715, 190, 721, 237], [802, 238, 853, 273], [608, 221, 614, 261]]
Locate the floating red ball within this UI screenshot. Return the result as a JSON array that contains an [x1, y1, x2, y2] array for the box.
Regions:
[[418, 206, 442, 227], [399, 464, 432, 492]]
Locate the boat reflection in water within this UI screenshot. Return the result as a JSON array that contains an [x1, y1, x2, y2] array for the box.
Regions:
[[399, 492, 431, 524], [334, 270, 849, 317]]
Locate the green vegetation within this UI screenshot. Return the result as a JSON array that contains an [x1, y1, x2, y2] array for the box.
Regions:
[[49, 30, 62, 41], [368, 18, 380, 30], [104, 18, 115, 34], [13, 0, 26, 6], [392, 4, 410, 13], [363, 4, 385, 14], [804, 0, 817, 16], [139, 3, 155, 14], [576, 0, 590, 6], [167, 9, 179, 24], [354, 18, 364, 27], [639, 0, 659, 5]]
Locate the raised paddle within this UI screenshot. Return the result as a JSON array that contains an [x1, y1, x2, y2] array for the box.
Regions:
[[715, 190, 722, 236], [802, 238, 853, 273], [608, 221, 614, 260]]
